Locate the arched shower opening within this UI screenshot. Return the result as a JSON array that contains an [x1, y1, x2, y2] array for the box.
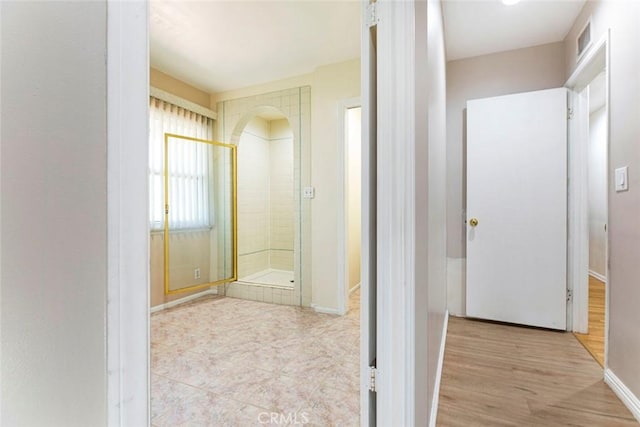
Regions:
[[234, 108, 296, 289]]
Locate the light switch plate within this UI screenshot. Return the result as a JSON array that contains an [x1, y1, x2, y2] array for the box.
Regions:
[[303, 186, 315, 199], [615, 166, 629, 192]]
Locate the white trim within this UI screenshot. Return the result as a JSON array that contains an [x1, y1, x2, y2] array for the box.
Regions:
[[605, 369, 640, 423], [566, 32, 608, 91], [376, 1, 417, 425], [603, 32, 611, 368], [0, 1, 3, 413], [429, 311, 449, 427], [567, 87, 589, 334], [150, 86, 217, 120], [150, 288, 219, 314], [588, 270, 607, 283], [360, 0, 376, 423], [565, 32, 609, 337], [337, 97, 362, 316], [349, 282, 361, 295], [310, 304, 341, 315], [106, 2, 149, 425]]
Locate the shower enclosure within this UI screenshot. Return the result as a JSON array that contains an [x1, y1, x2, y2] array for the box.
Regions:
[[162, 133, 237, 295], [217, 87, 311, 306], [236, 116, 294, 288]]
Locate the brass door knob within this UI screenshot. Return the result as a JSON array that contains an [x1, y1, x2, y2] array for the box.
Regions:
[[469, 218, 479, 227]]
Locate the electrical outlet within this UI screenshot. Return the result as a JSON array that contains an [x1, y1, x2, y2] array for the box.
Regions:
[[303, 186, 315, 199], [194, 268, 201, 280]]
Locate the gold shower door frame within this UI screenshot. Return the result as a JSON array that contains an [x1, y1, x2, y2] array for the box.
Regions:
[[163, 133, 238, 295]]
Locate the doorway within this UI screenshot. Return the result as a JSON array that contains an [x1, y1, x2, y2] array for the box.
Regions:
[[106, 1, 369, 423], [573, 70, 608, 367], [340, 102, 362, 315]]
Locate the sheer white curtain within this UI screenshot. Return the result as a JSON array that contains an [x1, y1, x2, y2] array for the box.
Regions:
[[149, 97, 214, 230]]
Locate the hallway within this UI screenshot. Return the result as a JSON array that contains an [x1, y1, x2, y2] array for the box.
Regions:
[[574, 275, 606, 366], [437, 317, 636, 426]]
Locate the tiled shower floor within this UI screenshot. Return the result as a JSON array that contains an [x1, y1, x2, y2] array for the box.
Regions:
[[238, 269, 294, 288], [151, 290, 361, 426]]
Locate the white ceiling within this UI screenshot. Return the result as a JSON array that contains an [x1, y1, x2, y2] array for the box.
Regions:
[[443, 0, 586, 61], [150, 0, 361, 94], [150, 1, 587, 95]]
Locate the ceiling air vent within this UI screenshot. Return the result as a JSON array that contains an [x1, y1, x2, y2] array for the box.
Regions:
[[577, 20, 591, 59]]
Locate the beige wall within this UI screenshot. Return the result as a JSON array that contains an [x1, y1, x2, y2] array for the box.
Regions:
[[445, 42, 566, 315], [210, 74, 312, 107], [1, 2, 108, 424], [150, 232, 214, 307], [347, 107, 362, 290], [309, 60, 361, 310], [150, 67, 211, 108], [565, 0, 640, 402]]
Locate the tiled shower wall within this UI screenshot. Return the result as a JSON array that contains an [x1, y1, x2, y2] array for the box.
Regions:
[[216, 87, 311, 306], [268, 119, 294, 271], [236, 117, 294, 277], [237, 118, 270, 277]]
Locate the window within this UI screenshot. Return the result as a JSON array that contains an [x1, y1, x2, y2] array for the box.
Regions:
[[149, 97, 214, 230]]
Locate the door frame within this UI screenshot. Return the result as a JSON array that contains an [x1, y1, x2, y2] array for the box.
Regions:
[[107, 1, 380, 424], [565, 32, 610, 364], [106, 1, 150, 425], [360, 1, 377, 424], [374, 1, 425, 425], [337, 98, 362, 316]]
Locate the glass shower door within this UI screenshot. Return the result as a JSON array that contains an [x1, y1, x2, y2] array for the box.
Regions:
[[163, 133, 237, 294]]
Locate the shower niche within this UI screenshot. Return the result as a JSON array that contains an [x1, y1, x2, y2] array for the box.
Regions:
[[218, 87, 310, 306]]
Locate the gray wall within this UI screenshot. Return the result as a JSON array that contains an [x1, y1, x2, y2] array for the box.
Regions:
[[415, 0, 448, 423], [565, 0, 640, 402], [1, 2, 108, 425], [426, 0, 448, 421]]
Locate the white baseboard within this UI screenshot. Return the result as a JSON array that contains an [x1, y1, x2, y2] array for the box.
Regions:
[[429, 310, 449, 427], [605, 368, 640, 423], [588, 270, 607, 283], [311, 303, 340, 315], [349, 282, 361, 295], [150, 287, 218, 313]]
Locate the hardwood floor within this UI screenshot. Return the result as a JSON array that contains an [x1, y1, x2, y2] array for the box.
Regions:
[[574, 275, 606, 366], [437, 316, 636, 426]]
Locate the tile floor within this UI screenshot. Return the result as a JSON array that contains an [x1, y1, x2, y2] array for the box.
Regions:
[[151, 290, 361, 426]]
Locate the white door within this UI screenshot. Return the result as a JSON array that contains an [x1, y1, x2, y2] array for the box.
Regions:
[[466, 88, 568, 330]]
